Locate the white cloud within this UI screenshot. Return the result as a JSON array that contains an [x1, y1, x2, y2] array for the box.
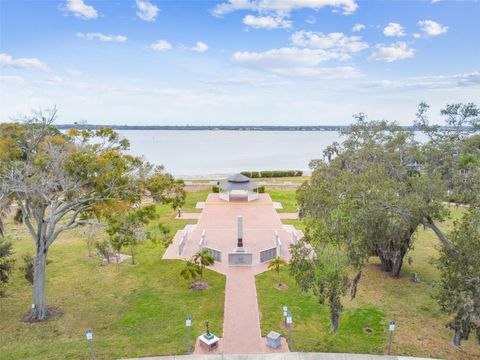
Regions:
[[191, 41, 209, 53], [213, 0, 359, 17], [0, 75, 25, 86], [36, 76, 64, 86], [76, 32, 127, 42], [150, 40, 172, 51], [0, 53, 51, 72], [201, 75, 290, 87], [231, 47, 361, 79], [362, 71, 480, 91], [368, 42, 416, 62], [291, 31, 368, 53], [272, 66, 361, 79], [418, 20, 448, 37], [305, 16, 316, 24], [383, 22, 406, 37], [352, 23, 365, 32], [135, 0, 159, 22], [243, 14, 292, 29], [232, 47, 349, 69], [413, 33, 421, 39], [64, 0, 98, 19], [431, 0, 443, 3]]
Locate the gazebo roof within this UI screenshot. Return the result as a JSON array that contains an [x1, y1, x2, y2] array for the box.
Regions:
[[219, 173, 259, 191], [227, 173, 250, 183]]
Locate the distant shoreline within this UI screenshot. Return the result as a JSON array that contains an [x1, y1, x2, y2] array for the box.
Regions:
[[56, 124, 421, 131], [57, 124, 350, 131]]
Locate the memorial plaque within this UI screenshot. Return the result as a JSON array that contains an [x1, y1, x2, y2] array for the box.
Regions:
[[228, 252, 253, 265]]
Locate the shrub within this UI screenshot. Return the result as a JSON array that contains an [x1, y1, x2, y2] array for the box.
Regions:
[[241, 170, 303, 178], [22, 254, 34, 285], [212, 185, 219, 193], [95, 240, 111, 263], [0, 238, 14, 296], [258, 185, 265, 193]]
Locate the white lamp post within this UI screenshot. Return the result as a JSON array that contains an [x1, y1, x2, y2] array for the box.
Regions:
[[286, 312, 293, 351], [85, 329, 95, 360], [282, 304, 288, 325], [388, 320, 395, 355], [186, 316, 192, 354]]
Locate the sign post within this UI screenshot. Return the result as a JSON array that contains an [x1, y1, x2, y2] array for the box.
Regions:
[[282, 304, 288, 326], [387, 320, 395, 355], [85, 329, 95, 360], [286, 312, 293, 352], [186, 316, 192, 354]]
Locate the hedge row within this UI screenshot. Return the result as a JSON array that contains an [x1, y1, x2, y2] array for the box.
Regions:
[[240, 170, 303, 178]]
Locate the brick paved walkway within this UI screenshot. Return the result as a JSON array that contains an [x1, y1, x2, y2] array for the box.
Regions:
[[164, 194, 297, 354]]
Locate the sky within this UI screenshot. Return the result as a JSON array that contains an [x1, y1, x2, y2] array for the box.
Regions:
[[0, 0, 479, 126]]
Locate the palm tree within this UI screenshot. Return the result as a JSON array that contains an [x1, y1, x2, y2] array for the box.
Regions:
[[180, 260, 201, 281], [192, 249, 215, 280], [268, 256, 287, 285]]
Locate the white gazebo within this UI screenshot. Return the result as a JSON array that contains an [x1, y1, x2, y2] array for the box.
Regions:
[[219, 173, 259, 202]]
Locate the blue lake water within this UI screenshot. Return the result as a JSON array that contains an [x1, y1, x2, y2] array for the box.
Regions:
[[115, 130, 427, 178], [115, 130, 341, 178]]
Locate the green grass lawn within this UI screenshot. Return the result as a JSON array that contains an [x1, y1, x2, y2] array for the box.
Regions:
[[268, 190, 298, 213], [257, 268, 385, 354], [259, 205, 480, 359], [0, 191, 224, 360], [181, 189, 210, 213], [2, 187, 478, 360]]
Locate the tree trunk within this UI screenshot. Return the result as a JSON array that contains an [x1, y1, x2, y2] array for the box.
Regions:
[[390, 248, 406, 278], [131, 245, 136, 265], [24, 247, 51, 321], [378, 251, 393, 272], [331, 309, 340, 333], [452, 330, 462, 346], [87, 239, 93, 257], [350, 271, 362, 300]]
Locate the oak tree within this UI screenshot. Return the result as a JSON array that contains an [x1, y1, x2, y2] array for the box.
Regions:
[[0, 109, 185, 321]]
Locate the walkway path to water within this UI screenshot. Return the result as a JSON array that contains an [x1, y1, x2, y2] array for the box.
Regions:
[[164, 194, 298, 354]]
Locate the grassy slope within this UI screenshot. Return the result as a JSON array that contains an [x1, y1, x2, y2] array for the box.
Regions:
[[181, 189, 210, 213], [268, 190, 298, 213], [0, 193, 225, 360], [258, 206, 480, 359]]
